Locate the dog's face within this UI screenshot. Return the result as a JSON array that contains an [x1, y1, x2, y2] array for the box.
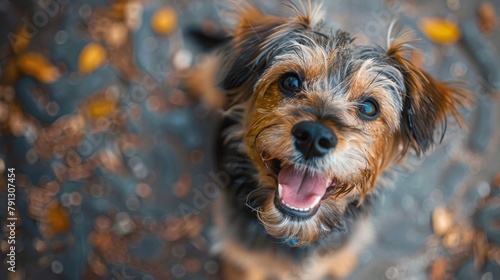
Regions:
[[222, 3, 468, 247]]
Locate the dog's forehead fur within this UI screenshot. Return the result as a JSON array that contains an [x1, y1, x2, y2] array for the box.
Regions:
[[257, 40, 406, 131], [225, 4, 408, 130]]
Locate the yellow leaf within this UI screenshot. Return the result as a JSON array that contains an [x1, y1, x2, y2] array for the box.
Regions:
[[16, 53, 60, 83], [419, 18, 461, 44], [88, 99, 116, 119], [46, 203, 71, 234], [78, 43, 107, 74], [151, 7, 177, 35]]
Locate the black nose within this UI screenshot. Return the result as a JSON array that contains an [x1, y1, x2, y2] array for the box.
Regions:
[[291, 121, 336, 159]]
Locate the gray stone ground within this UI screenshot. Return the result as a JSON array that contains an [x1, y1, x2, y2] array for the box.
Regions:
[[0, 0, 499, 279]]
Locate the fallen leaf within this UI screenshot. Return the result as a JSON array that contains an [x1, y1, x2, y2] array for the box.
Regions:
[[419, 18, 461, 44], [17, 53, 60, 83], [151, 7, 177, 35], [87, 99, 116, 119], [78, 43, 107, 74], [478, 2, 498, 35], [46, 203, 71, 234]]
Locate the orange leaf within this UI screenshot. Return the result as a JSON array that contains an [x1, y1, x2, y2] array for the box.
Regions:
[[88, 99, 116, 119], [16, 53, 60, 83], [151, 7, 177, 35], [419, 18, 461, 44], [46, 203, 71, 234], [78, 43, 107, 74]]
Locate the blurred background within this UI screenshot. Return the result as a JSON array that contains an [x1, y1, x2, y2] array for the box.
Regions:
[[0, 0, 499, 279]]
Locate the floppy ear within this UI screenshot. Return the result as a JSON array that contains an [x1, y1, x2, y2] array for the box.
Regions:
[[221, 2, 324, 108], [387, 35, 471, 156]]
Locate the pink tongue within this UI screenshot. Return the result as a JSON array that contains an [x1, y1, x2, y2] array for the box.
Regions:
[[278, 166, 328, 208]]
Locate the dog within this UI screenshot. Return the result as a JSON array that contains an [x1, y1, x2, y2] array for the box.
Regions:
[[211, 1, 470, 279]]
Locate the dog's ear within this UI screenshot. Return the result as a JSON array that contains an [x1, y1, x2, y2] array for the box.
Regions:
[[387, 34, 471, 156], [221, 2, 324, 108], [222, 6, 283, 96]]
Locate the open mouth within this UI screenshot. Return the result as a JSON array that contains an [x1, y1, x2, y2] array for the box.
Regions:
[[267, 159, 337, 218]]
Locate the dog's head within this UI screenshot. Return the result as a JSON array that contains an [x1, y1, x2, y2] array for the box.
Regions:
[[221, 1, 469, 247]]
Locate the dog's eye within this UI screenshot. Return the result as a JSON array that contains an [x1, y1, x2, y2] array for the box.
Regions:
[[358, 98, 379, 120], [279, 73, 302, 96]]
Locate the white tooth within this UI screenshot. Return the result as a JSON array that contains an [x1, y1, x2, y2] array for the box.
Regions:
[[311, 196, 321, 207], [278, 184, 283, 198]]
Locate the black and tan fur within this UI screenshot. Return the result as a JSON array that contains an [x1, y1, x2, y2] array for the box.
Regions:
[[213, 1, 469, 279]]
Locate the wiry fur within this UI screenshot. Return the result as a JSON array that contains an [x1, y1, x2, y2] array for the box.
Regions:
[[214, 1, 470, 279]]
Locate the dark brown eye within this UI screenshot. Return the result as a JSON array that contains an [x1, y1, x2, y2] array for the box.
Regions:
[[358, 98, 379, 120], [279, 73, 302, 96]]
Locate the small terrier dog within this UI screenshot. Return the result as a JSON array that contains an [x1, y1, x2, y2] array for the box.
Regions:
[[213, 1, 469, 279]]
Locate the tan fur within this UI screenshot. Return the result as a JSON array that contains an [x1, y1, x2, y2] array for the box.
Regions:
[[214, 1, 471, 279]]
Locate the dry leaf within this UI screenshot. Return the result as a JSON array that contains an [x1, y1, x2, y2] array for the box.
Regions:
[[17, 53, 61, 83], [87, 99, 116, 119], [478, 2, 498, 35], [151, 7, 177, 35], [46, 203, 71, 234], [78, 43, 107, 74], [432, 206, 454, 236], [419, 18, 461, 44]]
